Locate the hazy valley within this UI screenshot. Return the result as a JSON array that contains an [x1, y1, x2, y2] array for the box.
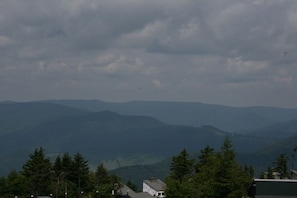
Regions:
[[1, 100, 297, 186]]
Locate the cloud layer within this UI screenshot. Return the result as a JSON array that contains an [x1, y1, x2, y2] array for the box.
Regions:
[[1, 0, 297, 108]]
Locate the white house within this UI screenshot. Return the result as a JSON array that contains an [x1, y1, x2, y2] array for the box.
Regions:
[[143, 179, 166, 198]]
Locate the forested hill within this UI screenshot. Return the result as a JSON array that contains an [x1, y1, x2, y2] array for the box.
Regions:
[[1, 100, 297, 179], [44, 99, 297, 134], [0, 102, 89, 135], [0, 101, 280, 176], [248, 118, 297, 139]]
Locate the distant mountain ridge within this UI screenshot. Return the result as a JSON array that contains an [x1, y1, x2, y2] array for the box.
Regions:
[[249, 118, 297, 139], [1, 100, 297, 181], [0, 102, 89, 135], [43, 99, 297, 133]]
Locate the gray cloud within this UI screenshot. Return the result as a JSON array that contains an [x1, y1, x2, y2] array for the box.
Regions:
[[0, 0, 297, 108]]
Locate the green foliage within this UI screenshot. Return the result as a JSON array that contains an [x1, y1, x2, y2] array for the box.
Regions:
[[72, 153, 90, 194], [0, 170, 26, 198], [2, 101, 291, 177], [273, 153, 289, 179], [87, 164, 121, 198], [95, 163, 109, 185], [166, 138, 253, 198], [261, 153, 289, 179], [6, 170, 25, 197], [166, 149, 196, 198], [0, 148, 121, 198], [169, 149, 195, 182], [126, 180, 138, 192], [165, 178, 197, 198], [22, 147, 52, 197]]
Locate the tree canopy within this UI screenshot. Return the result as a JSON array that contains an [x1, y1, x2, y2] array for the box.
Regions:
[[0, 148, 121, 198], [165, 138, 254, 198], [0, 139, 263, 198], [261, 153, 290, 179]]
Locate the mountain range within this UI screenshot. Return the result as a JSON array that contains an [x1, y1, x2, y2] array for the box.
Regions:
[[1, 100, 297, 186], [43, 99, 297, 133]]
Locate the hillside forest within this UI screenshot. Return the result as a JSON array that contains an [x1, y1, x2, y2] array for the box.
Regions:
[[1, 100, 297, 198], [0, 138, 293, 198], [0, 147, 121, 198]]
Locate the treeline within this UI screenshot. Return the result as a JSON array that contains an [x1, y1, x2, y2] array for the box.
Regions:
[[165, 138, 254, 198], [0, 148, 121, 198], [2, 138, 293, 198]]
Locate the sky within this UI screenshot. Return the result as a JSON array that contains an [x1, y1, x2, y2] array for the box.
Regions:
[[0, 0, 297, 108]]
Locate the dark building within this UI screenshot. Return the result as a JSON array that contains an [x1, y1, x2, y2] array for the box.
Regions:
[[249, 179, 297, 198]]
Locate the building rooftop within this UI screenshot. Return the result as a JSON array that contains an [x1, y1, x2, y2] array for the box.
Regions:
[[118, 184, 153, 198], [143, 179, 166, 191], [250, 178, 297, 197], [254, 179, 297, 182]]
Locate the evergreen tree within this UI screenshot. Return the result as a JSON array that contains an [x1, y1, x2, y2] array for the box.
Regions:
[[195, 145, 215, 172], [244, 165, 254, 179], [6, 170, 25, 197], [95, 163, 109, 186], [126, 180, 138, 192], [1, 148, 123, 198], [166, 178, 196, 198], [195, 146, 220, 197], [22, 147, 52, 197], [261, 153, 290, 179], [169, 149, 195, 182], [260, 166, 274, 179], [214, 138, 252, 198], [60, 152, 77, 197], [0, 176, 8, 197], [273, 153, 289, 179], [166, 138, 253, 198], [91, 163, 121, 198], [166, 149, 196, 198], [71, 153, 90, 196], [61, 152, 73, 175], [51, 155, 69, 198]]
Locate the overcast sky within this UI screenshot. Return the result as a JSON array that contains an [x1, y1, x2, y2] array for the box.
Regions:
[[0, 0, 297, 108]]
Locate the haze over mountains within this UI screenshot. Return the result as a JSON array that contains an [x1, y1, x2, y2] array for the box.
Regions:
[[1, 99, 297, 182], [43, 99, 297, 134]]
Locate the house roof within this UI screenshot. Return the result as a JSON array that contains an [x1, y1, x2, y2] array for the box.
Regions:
[[254, 179, 297, 182], [143, 179, 166, 191], [118, 184, 153, 198]]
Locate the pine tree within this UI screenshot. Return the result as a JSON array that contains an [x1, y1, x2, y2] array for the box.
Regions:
[[52, 155, 69, 198], [0, 176, 7, 197], [95, 163, 109, 186], [92, 163, 121, 198], [22, 147, 52, 197], [166, 138, 253, 198], [273, 153, 289, 179], [126, 180, 138, 192], [71, 153, 90, 196], [166, 149, 196, 198], [195, 146, 220, 198], [6, 170, 25, 197], [169, 149, 195, 182], [215, 138, 252, 198]]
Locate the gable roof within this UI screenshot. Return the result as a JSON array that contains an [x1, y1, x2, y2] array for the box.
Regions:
[[143, 179, 166, 191], [118, 184, 153, 198]]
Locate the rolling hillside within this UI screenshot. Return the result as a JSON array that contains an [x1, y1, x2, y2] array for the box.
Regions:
[[111, 135, 297, 189], [44, 99, 297, 134], [0, 102, 89, 136], [0, 101, 279, 176], [1, 100, 297, 184], [249, 119, 297, 139]]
